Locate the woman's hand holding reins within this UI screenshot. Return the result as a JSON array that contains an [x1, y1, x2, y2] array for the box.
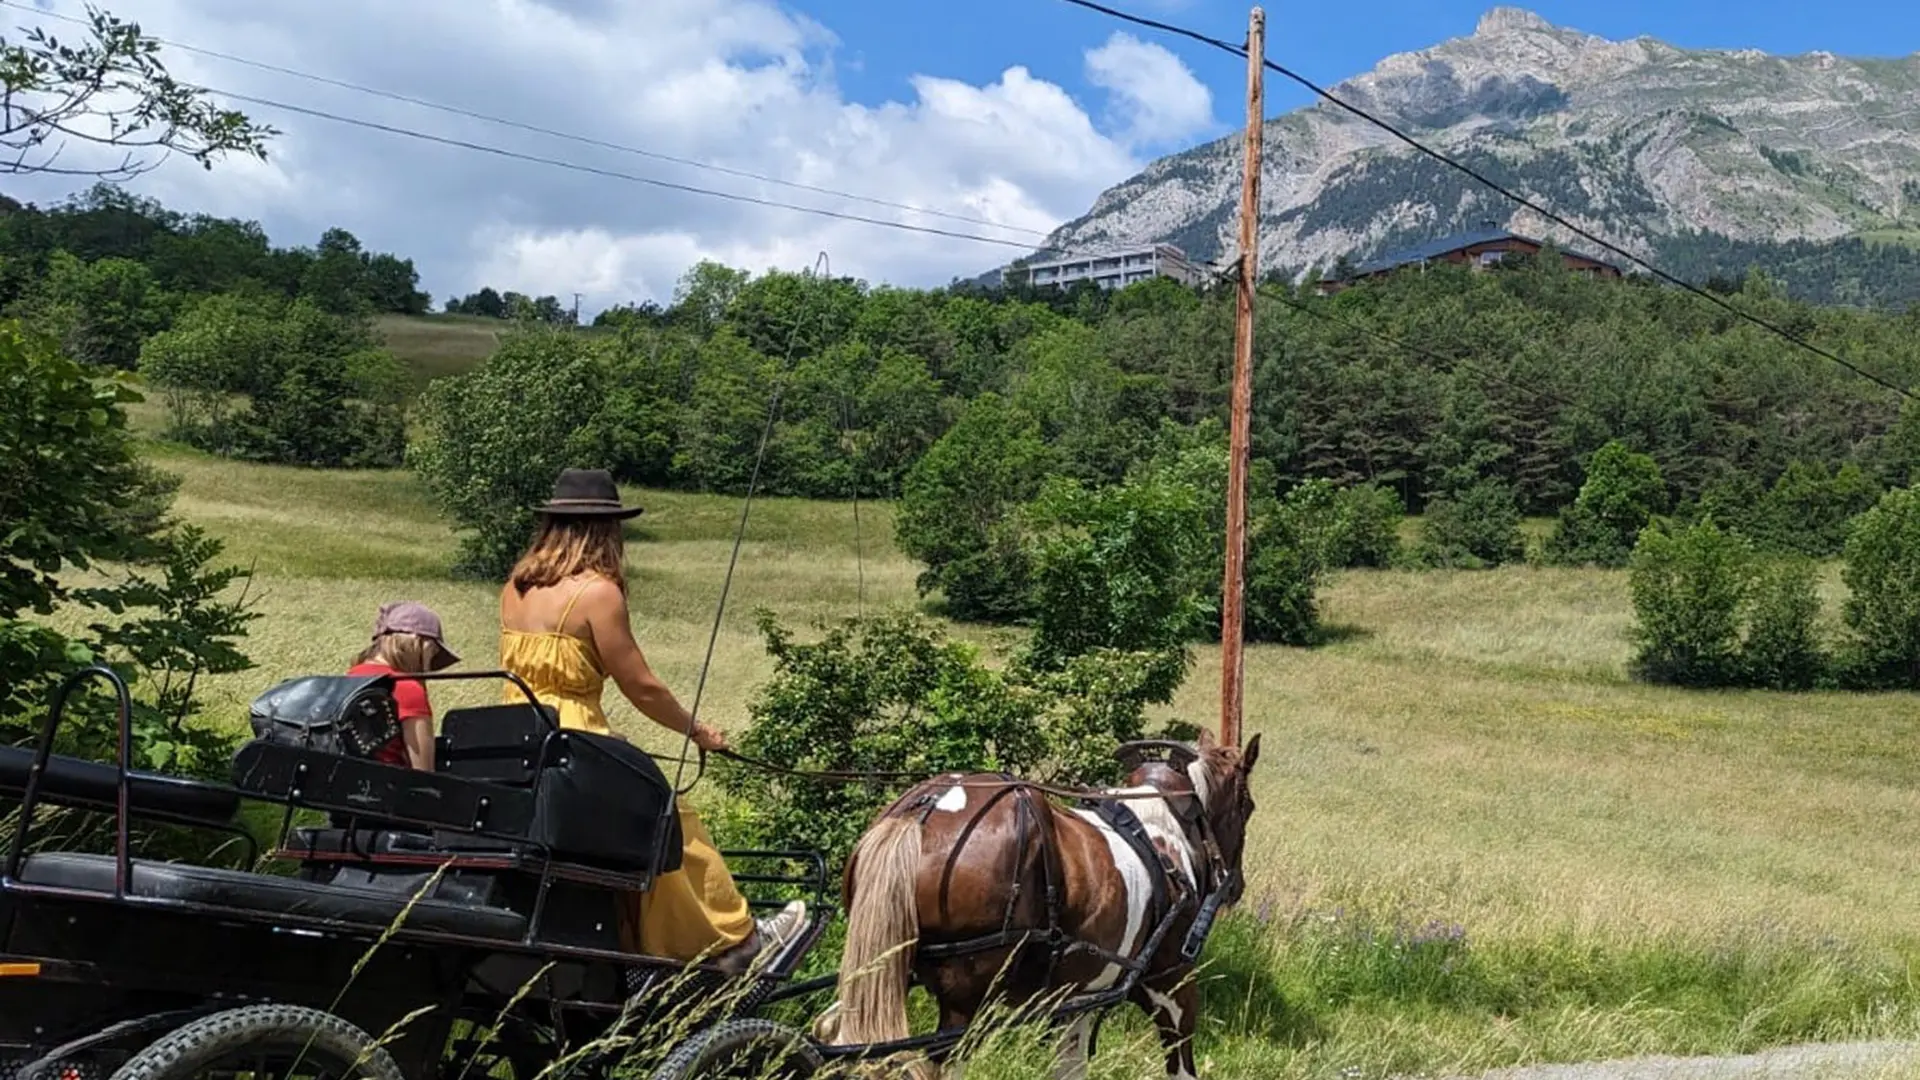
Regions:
[[690, 721, 730, 754]]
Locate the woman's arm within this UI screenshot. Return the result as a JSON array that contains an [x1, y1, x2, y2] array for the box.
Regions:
[[583, 580, 729, 752]]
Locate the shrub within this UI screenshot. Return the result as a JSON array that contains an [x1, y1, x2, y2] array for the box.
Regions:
[[1545, 441, 1668, 567], [409, 327, 606, 578], [1628, 519, 1750, 686], [1840, 487, 1920, 688], [1419, 480, 1525, 569], [1761, 462, 1880, 557], [1021, 474, 1206, 699], [1691, 462, 1881, 557], [1283, 479, 1405, 571], [0, 320, 253, 778], [1740, 558, 1826, 691], [1242, 518, 1324, 646], [722, 612, 1174, 868], [1138, 424, 1324, 645], [894, 393, 1052, 621], [139, 295, 406, 467]]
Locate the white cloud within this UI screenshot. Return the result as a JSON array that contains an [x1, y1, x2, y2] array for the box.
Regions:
[[1, 0, 1222, 313], [1084, 31, 1216, 147]]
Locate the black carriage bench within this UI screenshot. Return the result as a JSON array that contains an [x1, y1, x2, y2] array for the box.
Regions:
[[0, 741, 528, 938], [9, 851, 528, 938]]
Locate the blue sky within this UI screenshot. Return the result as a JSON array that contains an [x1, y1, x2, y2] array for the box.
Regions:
[[807, 0, 1920, 151]]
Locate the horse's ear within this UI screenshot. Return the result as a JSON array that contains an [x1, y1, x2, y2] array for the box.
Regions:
[[1242, 733, 1261, 773], [1196, 728, 1218, 752]]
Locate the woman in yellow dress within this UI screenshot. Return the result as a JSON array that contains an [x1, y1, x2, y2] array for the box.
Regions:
[[499, 468, 804, 971]]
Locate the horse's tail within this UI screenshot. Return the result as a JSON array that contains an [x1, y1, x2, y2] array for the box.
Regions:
[[831, 815, 923, 1049]]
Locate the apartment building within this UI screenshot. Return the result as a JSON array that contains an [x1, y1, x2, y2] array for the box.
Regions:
[[1024, 243, 1204, 290]]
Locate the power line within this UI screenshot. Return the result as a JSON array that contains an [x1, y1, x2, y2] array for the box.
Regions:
[[200, 86, 1126, 261], [0, 0, 1060, 244], [1057, 0, 1915, 401]]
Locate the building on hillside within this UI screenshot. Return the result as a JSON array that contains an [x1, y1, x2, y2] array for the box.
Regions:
[[1314, 229, 1624, 294], [1025, 243, 1205, 291]]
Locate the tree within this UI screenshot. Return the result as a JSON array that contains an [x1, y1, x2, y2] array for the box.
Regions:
[[1628, 519, 1750, 687], [409, 328, 606, 577], [0, 7, 273, 180], [1544, 441, 1668, 567], [11, 249, 169, 368], [895, 393, 1053, 621], [1841, 488, 1920, 688]]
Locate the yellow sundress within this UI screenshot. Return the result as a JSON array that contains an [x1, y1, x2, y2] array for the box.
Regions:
[[500, 583, 754, 961]]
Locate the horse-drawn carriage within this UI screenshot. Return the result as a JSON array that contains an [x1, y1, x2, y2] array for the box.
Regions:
[[0, 666, 1258, 1080]]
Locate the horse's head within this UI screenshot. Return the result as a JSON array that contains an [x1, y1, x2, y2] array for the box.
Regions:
[[1119, 729, 1261, 905], [1192, 728, 1260, 905]]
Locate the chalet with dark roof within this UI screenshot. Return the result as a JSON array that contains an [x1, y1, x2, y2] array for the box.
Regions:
[[1314, 229, 1624, 294]]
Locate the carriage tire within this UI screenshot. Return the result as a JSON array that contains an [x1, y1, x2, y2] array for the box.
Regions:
[[649, 1019, 822, 1080], [109, 1004, 406, 1080]]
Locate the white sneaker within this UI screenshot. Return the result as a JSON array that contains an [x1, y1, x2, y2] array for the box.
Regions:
[[755, 899, 807, 956]]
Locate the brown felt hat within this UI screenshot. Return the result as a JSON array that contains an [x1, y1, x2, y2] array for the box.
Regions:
[[535, 468, 644, 519]]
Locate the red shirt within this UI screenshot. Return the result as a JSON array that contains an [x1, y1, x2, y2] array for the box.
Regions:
[[348, 661, 433, 768]]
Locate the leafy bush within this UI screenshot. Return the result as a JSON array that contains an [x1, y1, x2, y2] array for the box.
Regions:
[[1021, 475, 1203, 700], [894, 393, 1052, 621], [1282, 479, 1405, 571], [722, 612, 1175, 867], [1760, 462, 1880, 557], [1740, 558, 1826, 691], [0, 320, 253, 778], [139, 295, 406, 467], [1840, 488, 1920, 688], [1419, 480, 1526, 569], [1692, 462, 1881, 557], [1545, 441, 1668, 567], [1133, 424, 1325, 645], [1628, 519, 1751, 687], [409, 327, 606, 578]]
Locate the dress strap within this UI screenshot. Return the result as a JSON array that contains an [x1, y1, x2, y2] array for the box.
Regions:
[[554, 580, 596, 632]]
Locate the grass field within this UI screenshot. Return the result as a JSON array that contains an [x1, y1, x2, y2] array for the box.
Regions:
[[374, 312, 504, 386], [100, 444, 1920, 1079]]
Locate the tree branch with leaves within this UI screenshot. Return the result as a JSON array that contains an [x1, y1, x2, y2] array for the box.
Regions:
[[0, 4, 273, 181]]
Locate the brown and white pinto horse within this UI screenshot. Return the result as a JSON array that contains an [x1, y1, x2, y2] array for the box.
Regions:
[[818, 730, 1260, 1079]]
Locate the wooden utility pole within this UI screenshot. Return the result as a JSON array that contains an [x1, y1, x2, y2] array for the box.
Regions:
[[1220, 6, 1264, 749]]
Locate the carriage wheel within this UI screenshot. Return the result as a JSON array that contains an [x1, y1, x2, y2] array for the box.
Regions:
[[648, 1020, 821, 1080], [109, 1005, 405, 1080]]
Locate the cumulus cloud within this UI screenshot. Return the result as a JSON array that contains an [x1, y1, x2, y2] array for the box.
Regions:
[[1085, 31, 1216, 146], [2, 0, 1221, 314]]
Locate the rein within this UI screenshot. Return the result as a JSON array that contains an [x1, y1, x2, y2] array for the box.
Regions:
[[712, 745, 1203, 805]]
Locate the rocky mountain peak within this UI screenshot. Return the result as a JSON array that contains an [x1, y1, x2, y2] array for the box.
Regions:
[[1475, 7, 1555, 36]]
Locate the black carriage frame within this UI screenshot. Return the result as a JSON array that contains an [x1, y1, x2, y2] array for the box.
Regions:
[[0, 667, 1230, 1076]]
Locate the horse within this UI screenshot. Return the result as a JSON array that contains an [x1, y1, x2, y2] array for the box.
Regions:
[[816, 729, 1261, 1079]]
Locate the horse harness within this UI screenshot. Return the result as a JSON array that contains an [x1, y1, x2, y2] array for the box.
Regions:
[[895, 764, 1227, 980]]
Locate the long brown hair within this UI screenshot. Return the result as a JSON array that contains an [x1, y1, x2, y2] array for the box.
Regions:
[[509, 514, 627, 594]]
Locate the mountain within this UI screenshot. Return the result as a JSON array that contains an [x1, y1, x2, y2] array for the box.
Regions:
[[1040, 8, 1920, 304]]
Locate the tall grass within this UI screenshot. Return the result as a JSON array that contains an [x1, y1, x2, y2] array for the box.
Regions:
[[49, 449, 1920, 1078]]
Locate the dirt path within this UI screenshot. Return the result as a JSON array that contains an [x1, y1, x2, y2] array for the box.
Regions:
[[1429, 1042, 1920, 1080]]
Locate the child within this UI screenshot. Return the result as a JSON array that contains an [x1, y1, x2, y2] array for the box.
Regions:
[[348, 601, 460, 771]]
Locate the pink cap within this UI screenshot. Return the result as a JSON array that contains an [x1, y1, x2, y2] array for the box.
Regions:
[[372, 601, 460, 670]]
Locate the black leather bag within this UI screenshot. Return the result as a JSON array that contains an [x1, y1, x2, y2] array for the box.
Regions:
[[248, 675, 402, 760], [529, 730, 681, 875]]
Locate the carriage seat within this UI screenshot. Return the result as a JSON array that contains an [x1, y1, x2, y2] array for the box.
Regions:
[[0, 745, 239, 827], [435, 704, 683, 877], [11, 852, 527, 938]]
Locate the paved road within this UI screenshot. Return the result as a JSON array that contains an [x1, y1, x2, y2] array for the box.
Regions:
[[1426, 1042, 1920, 1080]]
